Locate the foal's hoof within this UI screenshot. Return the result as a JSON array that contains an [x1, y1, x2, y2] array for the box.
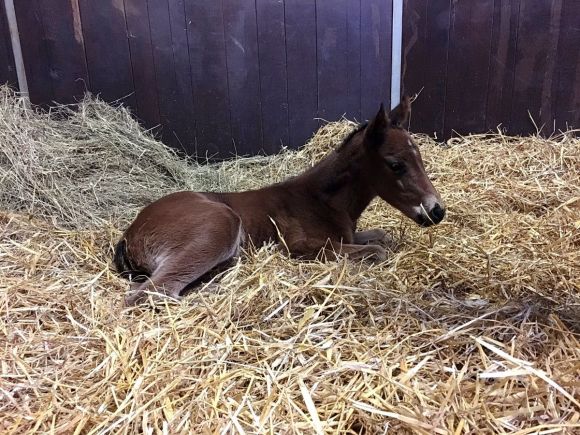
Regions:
[[366, 245, 387, 263], [124, 291, 146, 307], [367, 229, 388, 243], [124, 290, 182, 308], [354, 229, 391, 245]]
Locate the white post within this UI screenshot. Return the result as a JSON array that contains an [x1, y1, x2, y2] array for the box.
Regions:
[[3, 0, 29, 102], [390, 0, 403, 109]]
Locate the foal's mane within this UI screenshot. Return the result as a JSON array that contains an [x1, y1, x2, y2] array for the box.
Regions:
[[305, 121, 369, 196], [336, 121, 368, 153], [295, 121, 369, 193]]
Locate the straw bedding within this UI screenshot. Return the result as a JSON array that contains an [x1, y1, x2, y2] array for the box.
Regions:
[[1, 85, 579, 434]]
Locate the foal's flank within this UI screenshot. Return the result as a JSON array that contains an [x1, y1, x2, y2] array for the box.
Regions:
[[115, 97, 446, 306]]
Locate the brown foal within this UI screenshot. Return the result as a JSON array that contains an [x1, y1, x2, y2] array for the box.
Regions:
[[115, 97, 445, 306]]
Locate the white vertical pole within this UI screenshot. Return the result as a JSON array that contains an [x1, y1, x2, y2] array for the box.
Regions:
[[3, 0, 29, 101], [390, 0, 403, 109]]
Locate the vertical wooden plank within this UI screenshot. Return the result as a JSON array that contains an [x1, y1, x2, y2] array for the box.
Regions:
[[554, 0, 580, 132], [510, 1, 562, 135], [361, 0, 391, 121], [345, 0, 361, 121], [147, 0, 196, 152], [443, 0, 494, 138], [14, 0, 54, 104], [125, 0, 160, 128], [185, 0, 231, 157], [285, 0, 318, 149], [256, 0, 289, 154], [541, 0, 563, 135], [485, 0, 520, 132], [0, 1, 18, 88], [146, 0, 175, 133], [223, 0, 262, 156], [167, 0, 196, 152], [78, 0, 135, 106], [32, 0, 89, 104], [316, 0, 348, 122], [402, 0, 451, 138]]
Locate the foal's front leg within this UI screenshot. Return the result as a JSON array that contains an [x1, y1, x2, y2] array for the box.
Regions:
[[353, 229, 387, 245], [335, 243, 387, 262], [287, 238, 386, 263]]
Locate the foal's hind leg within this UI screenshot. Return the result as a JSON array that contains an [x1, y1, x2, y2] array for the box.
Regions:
[[125, 255, 225, 306], [125, 220, 243, 307]]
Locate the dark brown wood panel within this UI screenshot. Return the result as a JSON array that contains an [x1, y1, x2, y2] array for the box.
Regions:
[[185, 0, 231, 157], [166, 0, 196, 153], [361, 0, 391, 120], [443, 0, 494, 137], [286, 0, 318, 149], [402, 0, 451, 138], [34, 0, 89, 104], [10, 0, 397, 156], [403, 0, 579, 139], [14, 0, 53, 104], [485, 0, 520, 132], [345, 0, 361, 122], [147, 0, 178, 140], [223, 0, 262, 156], [10, 0, 580, 154], [510, 1, 562, 135], [554, 0, 580, 132], [125, 0, 160, 128], [17, 0, 89, 104], [0, 1, 18, 88], [78, 0, 135, 106], [148, 0, 195, 152], [256, 0, 289, 154], [317, 0, 349, 123]]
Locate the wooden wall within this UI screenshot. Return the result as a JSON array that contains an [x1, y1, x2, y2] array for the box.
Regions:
[[0, 2, 17, 88], [402, 0, 580, 139], [6, 0, 394, 158], [3, 0, 577, 154]]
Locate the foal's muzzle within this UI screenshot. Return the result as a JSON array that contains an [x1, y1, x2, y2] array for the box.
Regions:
[[417, 203, 446, 227]]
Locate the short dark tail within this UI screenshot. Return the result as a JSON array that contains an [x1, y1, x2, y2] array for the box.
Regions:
[[113, 239, 148, 282]]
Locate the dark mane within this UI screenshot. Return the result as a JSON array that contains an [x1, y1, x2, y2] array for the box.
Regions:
[[317, 122, 368, 195], [336, 121, 368, 152]]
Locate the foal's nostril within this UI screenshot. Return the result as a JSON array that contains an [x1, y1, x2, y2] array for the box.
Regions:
[[429, 204, 446, 224]]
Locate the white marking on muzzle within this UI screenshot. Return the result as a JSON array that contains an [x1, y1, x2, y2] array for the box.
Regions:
[[413, 195, 439, 219]]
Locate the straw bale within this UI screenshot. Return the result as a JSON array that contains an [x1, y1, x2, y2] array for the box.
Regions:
[[1, 85, 579, 433]]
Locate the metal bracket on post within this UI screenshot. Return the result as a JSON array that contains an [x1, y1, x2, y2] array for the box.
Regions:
[[4, 0, 30, 106], [390, 0, 403, 109]]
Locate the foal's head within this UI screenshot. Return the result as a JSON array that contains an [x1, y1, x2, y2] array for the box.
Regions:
[[361, 97, 445, 226]]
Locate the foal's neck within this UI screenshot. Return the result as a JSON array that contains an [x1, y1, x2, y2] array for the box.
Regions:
[[297, 133, 376, 224]]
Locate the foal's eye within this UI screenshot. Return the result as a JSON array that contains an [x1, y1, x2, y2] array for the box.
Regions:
[[387, 161, 406, 175]]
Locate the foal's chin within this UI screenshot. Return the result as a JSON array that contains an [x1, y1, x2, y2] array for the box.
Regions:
[[399, 210, 442, 227], [415, 215, 437, 227]]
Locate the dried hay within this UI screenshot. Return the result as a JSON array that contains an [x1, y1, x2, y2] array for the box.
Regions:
[[0, 86, 307, 228], [1, 85, 579, 433]]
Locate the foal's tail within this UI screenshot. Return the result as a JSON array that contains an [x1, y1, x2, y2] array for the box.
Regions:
[[113, 239, 148, 282]]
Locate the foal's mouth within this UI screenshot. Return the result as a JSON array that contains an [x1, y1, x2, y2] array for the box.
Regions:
[[416, 215, 436, 227], [415, 203, 446, 227]]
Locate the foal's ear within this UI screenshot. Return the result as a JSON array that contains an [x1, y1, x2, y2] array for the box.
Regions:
[[389, 95, 411, 128], [364, 103, 389, 147]]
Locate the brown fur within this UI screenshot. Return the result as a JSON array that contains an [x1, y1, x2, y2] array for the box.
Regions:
[[115, 98, 446, 306]]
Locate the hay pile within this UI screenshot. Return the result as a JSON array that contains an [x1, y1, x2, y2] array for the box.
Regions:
[[1, 85, 579, 433], [0, 86, 310, 228]]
